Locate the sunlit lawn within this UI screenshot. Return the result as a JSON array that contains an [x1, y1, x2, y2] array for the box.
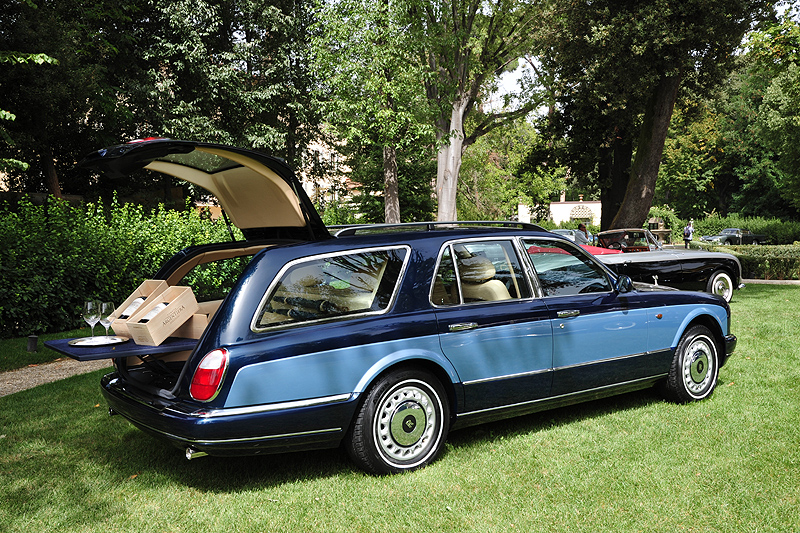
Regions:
[[0, 284, 798, 532]]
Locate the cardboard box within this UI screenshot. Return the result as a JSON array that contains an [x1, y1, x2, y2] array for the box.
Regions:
[[172, 300, 222, 339], [111, 280, 169, 337], [126, 286, 199, 346]]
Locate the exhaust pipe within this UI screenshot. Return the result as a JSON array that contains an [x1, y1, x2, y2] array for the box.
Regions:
[[185, 447, 208, 460]]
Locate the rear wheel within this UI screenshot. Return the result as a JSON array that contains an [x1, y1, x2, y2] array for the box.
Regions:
[[707, 270, 733, 302], [662, 325, 719, 403], [346, 368, 449, 475]]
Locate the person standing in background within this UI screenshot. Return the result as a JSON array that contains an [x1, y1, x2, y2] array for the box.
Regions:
[[683, 220, 694, 249]]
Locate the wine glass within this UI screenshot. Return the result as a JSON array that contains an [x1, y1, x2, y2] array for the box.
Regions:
[[82, 300, 101, 338], [99, 301, 115, 338]]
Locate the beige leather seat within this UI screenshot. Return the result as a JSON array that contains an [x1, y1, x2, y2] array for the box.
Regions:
[[457, 255, 511, 302]]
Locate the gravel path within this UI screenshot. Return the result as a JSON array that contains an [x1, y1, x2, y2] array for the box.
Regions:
[[0, 357, 111, 398]]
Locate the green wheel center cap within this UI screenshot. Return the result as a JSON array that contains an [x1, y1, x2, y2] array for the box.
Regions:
[[390, 402, 426, 446]]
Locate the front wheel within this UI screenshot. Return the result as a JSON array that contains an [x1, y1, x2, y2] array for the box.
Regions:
[[346, 368, 450, 475], [662, 325, 719, 403], [707, 270, 734, 302]]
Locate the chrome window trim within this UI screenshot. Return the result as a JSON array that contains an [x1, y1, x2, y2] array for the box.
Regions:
[[429, 236, 535, 308], [250, 245, 412, 333]]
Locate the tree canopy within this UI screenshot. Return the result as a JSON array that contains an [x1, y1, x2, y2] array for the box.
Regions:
[[537, 0, 774, 229]]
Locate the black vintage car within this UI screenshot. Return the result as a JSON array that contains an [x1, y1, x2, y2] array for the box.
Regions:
[[593, 229, 744, 302], [701, 228, 766, 245]]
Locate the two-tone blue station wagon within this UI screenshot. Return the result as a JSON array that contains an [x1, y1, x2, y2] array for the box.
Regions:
[[52, 139, 737, 474]]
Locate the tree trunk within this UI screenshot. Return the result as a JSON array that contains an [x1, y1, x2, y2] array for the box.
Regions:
[[610, 74, 680, 229], [601, 130, 633, 230], [383, 145, 400, 224], [42, 145, 62, 199], [436, 97, 469, 221]]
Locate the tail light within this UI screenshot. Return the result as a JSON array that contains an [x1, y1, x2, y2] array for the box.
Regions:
[[190, 348, 229, 401]]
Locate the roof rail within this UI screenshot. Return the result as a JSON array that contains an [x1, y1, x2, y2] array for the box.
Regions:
[[330, 221, 547, 237]]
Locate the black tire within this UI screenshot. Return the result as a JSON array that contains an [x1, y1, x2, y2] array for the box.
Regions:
[[346, 368, 450, 475], [706, 270, 734, 302], [662, 325, 719, 403]]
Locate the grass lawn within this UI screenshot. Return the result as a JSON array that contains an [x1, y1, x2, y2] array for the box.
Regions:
[[1, 284, 798, 532]]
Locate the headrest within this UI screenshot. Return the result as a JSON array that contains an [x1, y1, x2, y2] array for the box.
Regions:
[[458, 255, 496, 283]]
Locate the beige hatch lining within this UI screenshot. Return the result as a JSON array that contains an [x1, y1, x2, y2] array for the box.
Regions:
[[145, 146, 306, 230]]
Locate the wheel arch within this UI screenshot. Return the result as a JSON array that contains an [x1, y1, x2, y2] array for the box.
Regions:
[[352, 353, 461, 425], [674, 312, 727, 356]]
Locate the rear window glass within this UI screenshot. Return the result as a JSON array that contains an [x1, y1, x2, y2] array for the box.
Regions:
[[254, 247, 408, 329]]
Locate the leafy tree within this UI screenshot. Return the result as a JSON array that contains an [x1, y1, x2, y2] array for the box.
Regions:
[[313, 0, 435, 223], [459, 118, 565, 221], [0, 0, 322, 199], [749, 9, 800, 212], [403, 0, 546, 221], [538, 0, 774, 229], [0, 0, 145, 197], [656, 9, 800, 221], [138, 0, 322, 170], [346, 135, 437, 223], [0, 51, 57, 173]]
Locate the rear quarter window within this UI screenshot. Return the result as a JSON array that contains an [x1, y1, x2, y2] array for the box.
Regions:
[[253, 247, 409, 330]]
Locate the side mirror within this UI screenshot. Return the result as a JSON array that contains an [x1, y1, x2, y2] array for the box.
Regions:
[[615, 275, 633, 294]]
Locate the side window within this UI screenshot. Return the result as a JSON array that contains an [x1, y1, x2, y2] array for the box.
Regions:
[[523, 239, 612, 297], [255, 248, 407, 329], [432, 240, 531, 305]]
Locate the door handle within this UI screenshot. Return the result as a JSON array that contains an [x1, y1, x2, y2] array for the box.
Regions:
[[449, 322, 478, 332], [557, 310, 580, 318]]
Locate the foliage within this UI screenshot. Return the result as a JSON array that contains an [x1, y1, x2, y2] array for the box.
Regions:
[[139, 0, 322, 170], [0, 0, 147, 195], [312, 0, 435, 222], [0, 197, 238, 338], [347, 141, 436, 224], [0, 0, 322, 197], [648, 205, 684, 235], [402, 0, 546, 221], [712, 245, 800, 280], [537, 0, 774, 228], [458, 119, 565, 221], [0, 50, 58, 173], [690, 213, 800, 245]]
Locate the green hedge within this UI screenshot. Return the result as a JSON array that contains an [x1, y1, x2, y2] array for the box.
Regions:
[[648, 208, 800, 245], [0, 196, 239, 338], [703, 244, 800, 280], [689, 214, 800, 245]]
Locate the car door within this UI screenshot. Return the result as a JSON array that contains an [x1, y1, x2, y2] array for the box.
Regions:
[[522, 238, 653, 396], [432, 239, 553, 413]]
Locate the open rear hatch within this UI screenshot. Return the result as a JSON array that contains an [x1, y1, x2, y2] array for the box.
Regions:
[[79, 138, 331, 242], [50, 139, 334, 393]]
